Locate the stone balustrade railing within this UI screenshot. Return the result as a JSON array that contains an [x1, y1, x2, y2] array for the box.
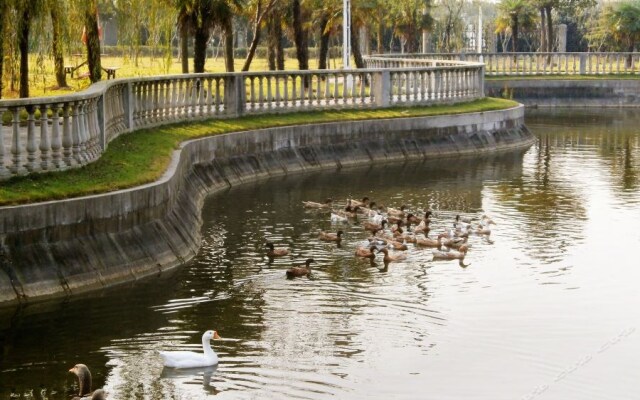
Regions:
[[365, 52, 640, 76], [0, 63, 484, 181]]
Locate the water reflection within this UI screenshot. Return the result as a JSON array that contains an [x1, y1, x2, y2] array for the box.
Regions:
[[2, 109, 640, 399]]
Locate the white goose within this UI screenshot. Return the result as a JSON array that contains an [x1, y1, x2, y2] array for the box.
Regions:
[[160, 330, 222, 368]]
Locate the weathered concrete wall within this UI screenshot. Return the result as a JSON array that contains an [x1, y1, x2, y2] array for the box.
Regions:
[[486, 79, 640, 107], [0, 106, 534, 306]]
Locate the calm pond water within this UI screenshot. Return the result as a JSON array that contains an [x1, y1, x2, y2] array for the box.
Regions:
[[1, 108, 639, 399]]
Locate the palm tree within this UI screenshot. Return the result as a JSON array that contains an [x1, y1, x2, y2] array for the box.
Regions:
[[496, 0, 536, 52], [291, 0, 309, 74], [390, 0, 434, 54], [602, 0, 640, 65], [175, 0, 242, 73]]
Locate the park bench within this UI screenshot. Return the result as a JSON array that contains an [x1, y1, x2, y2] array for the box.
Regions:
[[102, 66, 120, 79]]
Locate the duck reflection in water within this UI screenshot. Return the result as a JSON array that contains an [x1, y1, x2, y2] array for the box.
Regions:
[[161, 365, 220, 395]]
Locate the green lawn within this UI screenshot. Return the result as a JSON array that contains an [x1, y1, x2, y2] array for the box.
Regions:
[[0, 97, 518, 206]]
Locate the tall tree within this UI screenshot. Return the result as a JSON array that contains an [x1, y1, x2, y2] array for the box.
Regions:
[[84, 0, 102, 82], [242, 0, 278, 71], [266, 8, 285, 70], [0, 0, 7, 98], [496, 0, 536, 52], [390, 0, 433, 53], [291, 0, 309, 73], [601, 0, 640, 63], [49, 0, 68, 88], [16, 0, 40, 98]]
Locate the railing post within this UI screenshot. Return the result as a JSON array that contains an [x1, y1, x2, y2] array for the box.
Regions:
[[579, 54, 587, 75], [371, 70, 391, 108], [124, 82, 134, 131], [224, 74, 246, 117]]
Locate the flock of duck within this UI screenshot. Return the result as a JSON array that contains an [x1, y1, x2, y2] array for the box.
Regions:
[[64, 197, 496, 397], [272, 196, 496, 278]]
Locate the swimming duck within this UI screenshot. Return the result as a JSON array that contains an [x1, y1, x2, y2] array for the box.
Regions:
[[378, 248, 407, 263], [481, 215, 496, 225], [441, 235, 468, 249], [302, 199, 332, 209], [386, 239, 408, 251], [286, 258, 315, 278], [415, 235, 442, 248], [159, 330, 222, 368], [68, 364, 106, 400], [474, 225, 492, 236], [266, 242, 289, 258], [331, 212, 349, 223], [355, 245, 378, 260], [349, 197, 370, 208], [319, 230, 344, 243], [386, 215, 403, 225], [387, 205, 407, 218], [413, 219, 430, 234], [432, 245, 469, 260], [363, 220, 387, 234]]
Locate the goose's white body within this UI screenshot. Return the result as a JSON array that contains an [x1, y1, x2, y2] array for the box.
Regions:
[[331, 213, 348, 223], [160, 330, 221, 369]]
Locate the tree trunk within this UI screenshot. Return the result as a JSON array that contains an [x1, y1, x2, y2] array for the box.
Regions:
[[0, 3, 5, 99], [512, 16, 519, 53], [224, 20, 235, 72], [266, 13, 278, 70], [180, 27, 189, 73], [351, 24, 365, 69], [292, 0, 308, 70], [85, 0, 102, 83], [193, 26, 208, 73], [51, 2, 68, 88], [539, 8, 546, 53], [318, 14, 330, 70], [19, 7, 31, 98], [275, 20, 284, 70], [545, 5, 553, 52], [377, 22, 384, 54], [242, 1, 267, 72]]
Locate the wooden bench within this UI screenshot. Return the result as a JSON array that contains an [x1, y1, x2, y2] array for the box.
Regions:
[[102, 66, 120, 79], [64, 60, 87, 78]]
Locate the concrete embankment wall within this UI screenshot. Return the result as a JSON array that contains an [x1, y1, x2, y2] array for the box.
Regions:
[[0, 106, 534, 306], [486, 79, 640, 107]]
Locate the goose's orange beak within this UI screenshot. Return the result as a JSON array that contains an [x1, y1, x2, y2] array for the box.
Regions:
[[213, 331, 222, 340]]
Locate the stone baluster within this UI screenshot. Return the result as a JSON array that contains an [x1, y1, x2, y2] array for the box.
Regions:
[[50, 104, 62, 169], [86, 100, 98, 159], [206, 78, 213, 115], [62, 103, 73, 167], [257, 76, 264, 110], [39, 104, 51, 171], [0, 108, 9, 178], [216, 78, 222, 113], [70, 102, 82, 164], [275, 75, 282, 108], [267, 76, 273, 110], [10, 108, 24, 175], [153, 81, 160, 122], [25, 106, 38, 172], [196, 79, 203, 117], [78, 101, 89, 162]]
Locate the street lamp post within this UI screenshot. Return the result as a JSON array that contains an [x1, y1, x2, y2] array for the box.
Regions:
[[343, 0, 353, 90]]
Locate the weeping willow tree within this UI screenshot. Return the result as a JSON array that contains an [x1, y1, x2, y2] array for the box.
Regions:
[[49, 0, 69, 88], [0, 0, 7, 98]]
